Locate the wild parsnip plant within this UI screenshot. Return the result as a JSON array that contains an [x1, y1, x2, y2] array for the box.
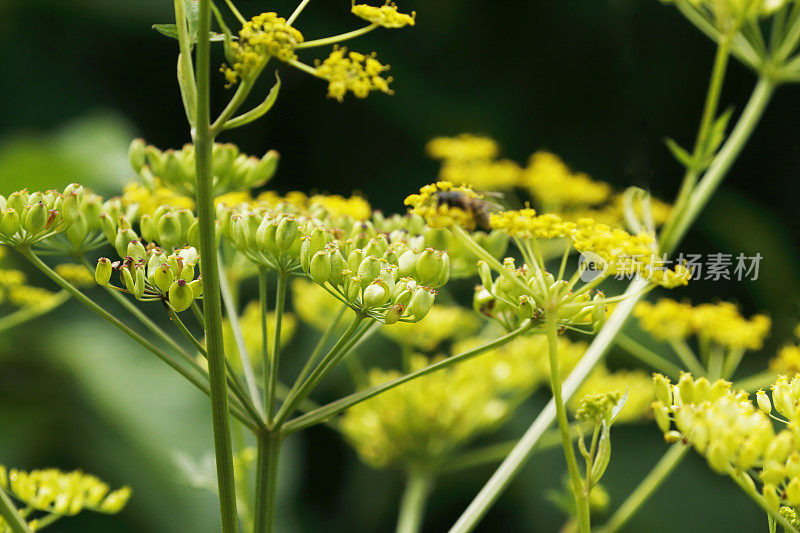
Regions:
[[4, 0, 800, 532]]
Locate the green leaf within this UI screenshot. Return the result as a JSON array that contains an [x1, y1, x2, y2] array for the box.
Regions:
[[184, 0, 200, 42], [223, 72, 282, 130], [151, 24, 227, 44], [704, 107, 734, 158], [664, 137, 697, 170]]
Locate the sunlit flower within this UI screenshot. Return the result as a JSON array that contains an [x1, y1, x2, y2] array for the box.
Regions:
[[314, 47, 393, 102], [352, 2, 416, 28]]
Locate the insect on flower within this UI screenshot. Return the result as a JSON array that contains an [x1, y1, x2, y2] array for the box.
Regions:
[[432, 186, 504, 231]]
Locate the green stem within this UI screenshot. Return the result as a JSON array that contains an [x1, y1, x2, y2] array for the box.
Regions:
[[546, 310, 590, 533], [267, 272, 288, 424], [293, 304, 348, 388], [287, 0, 312, 25], [396, 469, 434, 533], [283, 321, 536, 434], [0, 290, 69, 334], [668, 339, 706, 377], [597, 444, 689, 533], [193, 0, 239, 528], [274, 313, 363, 427], [0, 489, 31, 533], [296, 24, 379, 49], [731, 470, 800, 533], [253, 431, 282, 533], [615, 334, 682, 379]]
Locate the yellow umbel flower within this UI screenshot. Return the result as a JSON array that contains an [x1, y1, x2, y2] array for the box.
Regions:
[[426, 134, 499, 161], [0, 269, 25, 288], [570, 365, 654, 424], [404, 181, 486, 230], [352, 2, 416, 28], [291, 277, 346, 331], [634, 299, 695, 340], [692, 302, 770, 350], [652, 373, 774, 474], [489, 209, 576, 239], [120, 180, 194, 216], [55, 263, 94, 288], [381, 305, 480, 351], [314, 47, 393, 102], [440, 159, 522, 190], [0, 465, 131, 516], [770, 344, 800, 374], [522, 152, 611, 209], [222, 13, 304, 85], [7, 286, 58, 308], [309, 194, 372, 221]]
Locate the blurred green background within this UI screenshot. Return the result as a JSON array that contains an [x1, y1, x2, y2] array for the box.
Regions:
[[1, 0, 800, 531]]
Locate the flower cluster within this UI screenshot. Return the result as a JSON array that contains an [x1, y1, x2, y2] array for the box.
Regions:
[[0, 465, 130, 517], [404, 181, 490, 231], [352, 2, 416, 28], [314, 47, 394, 102], [222, 12, 304, 85], [129, 139, 279, 198], [769, 325, 800, 374], [95, 240, 203, 312], [635, 299, 770, 350], [570, 365, 654, 424]]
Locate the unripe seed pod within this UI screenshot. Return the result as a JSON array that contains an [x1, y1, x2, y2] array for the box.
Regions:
[[756, 389, 772, 414], [129, 138, 147, 173], [99, 213, 116, 243], [24, 202, 48, 234], [230, 215, 249, 249], [347, 277, 362, 301], [169, 279, 194, 312], [310, 251, 332, 285], [364, 282, 388, 308], [158, 212, 183, 250], [347, 248, 365, 274], [383, 248, 399, 266], [127, 240, 147, 262], [431, 252, 450, 288], [415, 249, 441, 286], [179, 263, 195, 282], [483, 230, 509, 257], [6, 192, 26, 214], [329, 249, 347, 286], [300, 238, 313, 272], [133, 264, 146, 299], [357, 256, 381, 289], [61, 192, 81, 225], [121, 266, 136, 293], [115, 228, 139, 258], [189, 279, 203, 298], [424, 227, 451, 250], [187, 219, 200, 249], [0, 209, 20, 237], [276, 218, 299, 253], [66, 213, 88, 247], [95, 257, 113, 286], [652, 401, 671, 433], [384, 304, 404, 324], [256, 219, 279, 256], [398, 250, 417, 278], [140, 214, 158, 243], [393, 289, 412, 307], [409, 287, 435, 321], [154, 263, 175, 293], [477, 260, 493, 290], [517, 295, 535, 319], [591, 293, 606, 333]]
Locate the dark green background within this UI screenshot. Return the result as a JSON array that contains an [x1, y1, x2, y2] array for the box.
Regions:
[[1, 0, 799, 531]]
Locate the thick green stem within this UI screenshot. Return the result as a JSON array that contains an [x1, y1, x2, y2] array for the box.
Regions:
[[193, 0, 239, 529], [546, 310, 590, 533], [253, 431, 282, 533], [598, 444, 689, 533], [0, 489, 31, 533], [396, 469, 434, 533], [267, 272, 288, 423]]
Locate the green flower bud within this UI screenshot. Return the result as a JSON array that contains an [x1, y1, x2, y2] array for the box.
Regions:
[[161, 151, 184, 186], [24, 202, 48, 234], [139, 214, 158, 242], [169, 279, 194, 312], [397, 250, 418, 278], [431, 252, 450, 288], [276, 217, 299, 253], [347, 277, 362, 302], [0, 208, 20, 238], [383, 248, 399, 266], [157, 212, 182, 250], [127, 240, 147, 262], [384, 304, 404, 324], [363, 282, 389, 308], [357, 256, 381, 289], [256, 219, 279, 256], [61, 192, 81, 225], [187, 219, 200, 249], [230, 215, 249, 249], [254, 150, 279, 186], [329, 249, 347, 286], [99, 213, 116, 243], [153, 263, 174, 293], [95, 257, 113, 287], [66, 213, 89, 247], [393, 289, 413, 307], [310, 251, 332, 285], [212, 143, 237, 180], [6, 192, 26, 214], [409, 287, 435, 321], [348, 248, 365, 274], [129, 138, 147, 173], [308, 227, 332, 256]]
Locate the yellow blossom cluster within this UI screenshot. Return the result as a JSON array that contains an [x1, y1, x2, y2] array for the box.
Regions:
[[440, 159, 522, 190], [426, 134, 499, 161], [522, 151, 612, 210], [570, 365, 654, 424], [352, 2, 416, 28], [54, 263, 95, 287], [770, 326, 800, 374], [381, 304, 480, 351], [490, 209, 576, 239], [6, 285, 59, 308], [314, 47, 393, 102], [635, 299, 770, 350], [404, 181, 488, 231], [0, 465, 131, 516], [120, 180, 194, 216], [222, 13, 304, 85]]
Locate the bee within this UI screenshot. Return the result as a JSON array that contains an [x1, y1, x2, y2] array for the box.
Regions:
[[433, 188, 503, 231]]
